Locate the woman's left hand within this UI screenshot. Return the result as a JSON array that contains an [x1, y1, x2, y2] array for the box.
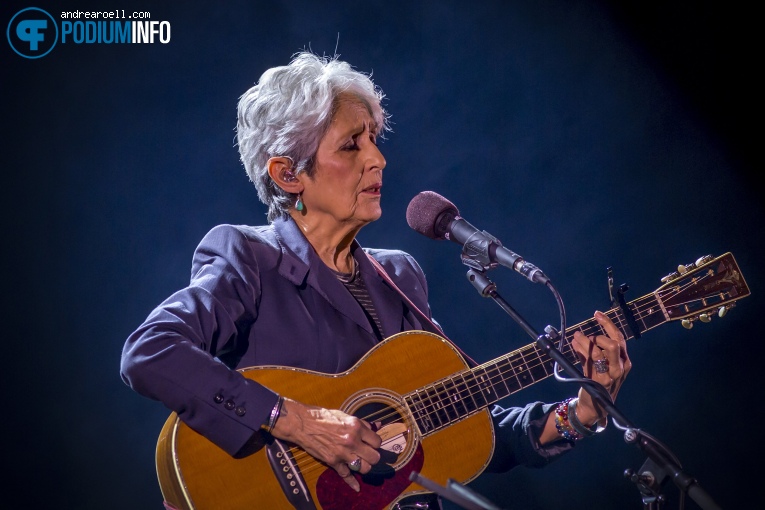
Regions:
[[571, 310, 632, 426]]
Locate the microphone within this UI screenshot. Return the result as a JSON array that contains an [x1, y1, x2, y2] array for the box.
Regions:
[[406, 191, 549, 284]]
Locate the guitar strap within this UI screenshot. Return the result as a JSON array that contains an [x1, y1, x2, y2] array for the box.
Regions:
[[366, 253, 477, 366]]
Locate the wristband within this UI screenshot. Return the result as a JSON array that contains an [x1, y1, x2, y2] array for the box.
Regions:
[[569, 397, 607, 436], [262, 395, 284, 433]]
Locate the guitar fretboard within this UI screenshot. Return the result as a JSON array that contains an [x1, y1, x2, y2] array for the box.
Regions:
[[405, 292, 666, 435]]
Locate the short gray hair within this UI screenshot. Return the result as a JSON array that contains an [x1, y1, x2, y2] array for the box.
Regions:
[[236, 51, 390, 221]]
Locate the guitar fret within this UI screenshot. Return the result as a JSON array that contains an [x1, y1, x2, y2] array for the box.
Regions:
[[634, 295, 664, 332], [442, 379, 466, 421], [425, 384, 449, 428], [508, 351, 534, 387], [561, 332, 579, 364], [483, 363, 512, 400], [631, 298, 649, 333], [409, 390, 436, 433], [475, 366, 498, 401], [525, 346, 550, 381], [460, 372, 486, 418], [433, 381, 454, 424], [497, 357, 522, 394], [456, 374, 472, 412], [603, 309, 628, 340], [474, 390, 488, 409], [487, 359, 509, 397], [473, 367, 496, 406]]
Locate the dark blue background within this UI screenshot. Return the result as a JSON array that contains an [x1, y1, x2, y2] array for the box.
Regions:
[[3, 1, 761, 509]]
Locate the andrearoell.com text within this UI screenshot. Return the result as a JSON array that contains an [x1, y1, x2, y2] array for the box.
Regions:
[[61, 10, 151, 20]]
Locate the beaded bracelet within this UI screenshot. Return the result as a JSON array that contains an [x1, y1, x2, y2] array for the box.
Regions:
[[262, 395, 284, 433], [554, 398, 583, 442]]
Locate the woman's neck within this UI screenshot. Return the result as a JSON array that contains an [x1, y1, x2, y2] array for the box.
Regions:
[[289, 211, 361, 273]]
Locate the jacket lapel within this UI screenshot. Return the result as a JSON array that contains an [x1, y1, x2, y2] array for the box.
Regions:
[[272, 218, 374, 336], [354, 246, 407, 339]]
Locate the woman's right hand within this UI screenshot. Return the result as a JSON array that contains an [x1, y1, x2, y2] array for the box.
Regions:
[[270, 398, 382, 492]]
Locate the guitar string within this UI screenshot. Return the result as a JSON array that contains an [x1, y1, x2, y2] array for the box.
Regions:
[[282, 271, 729, 475]]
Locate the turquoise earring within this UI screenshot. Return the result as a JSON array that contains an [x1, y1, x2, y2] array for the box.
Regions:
[[295, 192, 304, 212]]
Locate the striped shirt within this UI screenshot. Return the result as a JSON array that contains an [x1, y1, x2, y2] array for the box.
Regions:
[[333, 263, 384, 341]]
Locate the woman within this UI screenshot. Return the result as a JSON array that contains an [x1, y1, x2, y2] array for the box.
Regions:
[[121, 52, 630, 509]]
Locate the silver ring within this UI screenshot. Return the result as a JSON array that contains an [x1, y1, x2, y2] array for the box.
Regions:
[[593, 358, 609, 374], [348, 457, 362, 472]]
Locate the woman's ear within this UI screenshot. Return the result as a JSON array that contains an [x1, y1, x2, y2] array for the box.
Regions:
[[267, 157, 303, 194]]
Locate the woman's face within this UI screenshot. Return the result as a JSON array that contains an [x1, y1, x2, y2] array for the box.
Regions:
[[301, 94, 386, 230]]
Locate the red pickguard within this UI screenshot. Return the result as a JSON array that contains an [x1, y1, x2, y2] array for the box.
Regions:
[[316, 446, 425, 510]]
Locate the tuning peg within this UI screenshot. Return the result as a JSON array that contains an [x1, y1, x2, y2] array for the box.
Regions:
[[699, 313, 711, 323], [695, 255, 713, 267], [677, 265, 687, 274], [718, 306, 729, 318], [681, 319, 693, 329], [661, 271, 680, 283]]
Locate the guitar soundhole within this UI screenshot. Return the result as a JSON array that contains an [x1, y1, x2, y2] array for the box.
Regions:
[[344, 391, 419, 475], [354, 402, 406, 478]]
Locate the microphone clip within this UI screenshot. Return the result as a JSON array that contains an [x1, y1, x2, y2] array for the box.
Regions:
[[460, 230, 500, 272]]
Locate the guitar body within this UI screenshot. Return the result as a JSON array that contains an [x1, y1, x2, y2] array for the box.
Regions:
[[156, 330, 495, 510]]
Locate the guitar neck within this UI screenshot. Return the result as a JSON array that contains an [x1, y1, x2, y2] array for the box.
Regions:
[[406, 292, 665, 436]]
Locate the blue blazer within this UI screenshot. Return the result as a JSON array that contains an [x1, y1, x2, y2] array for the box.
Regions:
[[121, 217, 570, 469]]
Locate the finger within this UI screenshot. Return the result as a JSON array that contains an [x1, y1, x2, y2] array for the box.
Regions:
[[348, 422, 382, 468], [590, 333, 618, 361], [347, 454, 367, 472], [357, 449, 380, 470], [336, 464, 360, 492], [592, 313, 626, 370], [571, 331, 591, 376], [571, 330, 591, 362], [577, 329, 609, 365], [358, 422, 383, 449], [594, 311, 624, 345]]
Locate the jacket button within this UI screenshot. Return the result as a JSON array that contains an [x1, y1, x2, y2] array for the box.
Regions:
[[224, 400, 235, 410], [235, 406, 246, 417], [214, 394, 224, 404]]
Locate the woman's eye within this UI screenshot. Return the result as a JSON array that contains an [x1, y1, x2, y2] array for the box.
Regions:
[[342, 136, 360, 150]]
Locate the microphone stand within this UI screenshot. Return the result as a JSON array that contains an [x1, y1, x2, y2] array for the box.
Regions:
[[409, 471, 505, 510], [461, 256, 721, 510]]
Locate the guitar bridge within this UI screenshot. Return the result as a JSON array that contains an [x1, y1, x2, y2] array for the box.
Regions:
[[266, 439, 317, 509]]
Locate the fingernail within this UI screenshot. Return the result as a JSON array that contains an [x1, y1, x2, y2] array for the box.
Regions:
[[594, 310, 605, 321]]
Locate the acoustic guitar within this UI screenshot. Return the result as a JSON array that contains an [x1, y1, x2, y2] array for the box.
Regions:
[[156, 252, 749, 509]]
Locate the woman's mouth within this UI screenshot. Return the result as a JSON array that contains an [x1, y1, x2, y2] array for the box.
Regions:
[[361, 183, 382, 195]]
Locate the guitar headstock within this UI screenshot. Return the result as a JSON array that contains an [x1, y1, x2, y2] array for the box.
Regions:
[[656, 253, 750, 328]]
